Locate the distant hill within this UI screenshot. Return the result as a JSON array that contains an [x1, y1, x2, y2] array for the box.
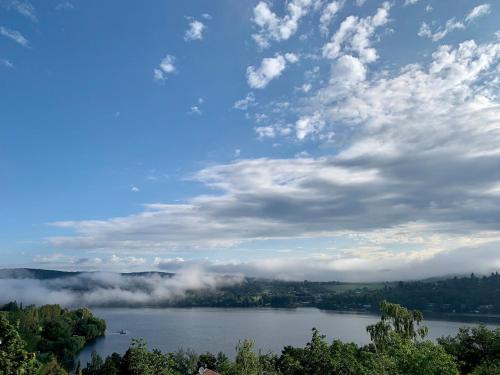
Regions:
[[0, 268, 80, 279], [0, 268, 174, 279]]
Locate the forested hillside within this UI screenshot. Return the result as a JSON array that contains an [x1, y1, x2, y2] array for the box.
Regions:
[[0, 302, 106, 372], [177, 273, 500, 315]]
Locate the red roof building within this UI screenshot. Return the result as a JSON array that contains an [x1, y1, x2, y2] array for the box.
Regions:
[[200, 369, 221, 375]]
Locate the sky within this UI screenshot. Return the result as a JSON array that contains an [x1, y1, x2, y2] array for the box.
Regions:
[[0, 0, 499, 281]]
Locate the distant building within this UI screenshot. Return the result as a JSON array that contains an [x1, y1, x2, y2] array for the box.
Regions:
[[199, 368, 221, 375]]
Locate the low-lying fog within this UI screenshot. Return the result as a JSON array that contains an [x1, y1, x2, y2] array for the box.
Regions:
[[0, 270, 241, 307]]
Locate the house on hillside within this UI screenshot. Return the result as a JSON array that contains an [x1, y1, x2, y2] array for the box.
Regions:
[[199, 368, 221, 375]]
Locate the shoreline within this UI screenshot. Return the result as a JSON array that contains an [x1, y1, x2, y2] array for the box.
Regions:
[[85, 305, 500, 325]]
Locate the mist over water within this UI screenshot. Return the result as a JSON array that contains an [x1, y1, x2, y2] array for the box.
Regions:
[[0, 270, 241, 307]]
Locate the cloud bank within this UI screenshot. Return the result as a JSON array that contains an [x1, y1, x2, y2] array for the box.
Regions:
[[155, 242, 500, 282], [0, 271, 241, 307]]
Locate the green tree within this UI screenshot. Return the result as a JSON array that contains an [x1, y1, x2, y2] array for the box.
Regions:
[[302, 328, 334, 374], [121, 339, 176, 375], [386, 337, 458, 375], [100, 353, 121, 375], [278, 345, 306, 374], [82, 350, 104, 375], [233, 340, 260, 375], [0, 314, 39, 375], [438, 325, 500, 374], [367, 300, 428, 351], [214, 352, 233, 374], [471, 361, 500, 375], [39, 357, 68, 375], [365, 301, 457, 374], [170, 349, 198, 375]]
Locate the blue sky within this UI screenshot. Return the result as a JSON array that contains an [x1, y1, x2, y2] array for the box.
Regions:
[[1, 0, 499, 281]]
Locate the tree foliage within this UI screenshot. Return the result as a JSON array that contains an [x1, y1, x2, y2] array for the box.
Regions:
[[0, 314, 39, 375], [0, 301, 106, 371]]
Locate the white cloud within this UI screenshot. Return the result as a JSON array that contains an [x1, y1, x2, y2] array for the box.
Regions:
[[0, 58, 13, 68], [153, 54, 176, 81], [284, 52, 299, 63], [109, 254, 146, 266], [184, 20, 205, 41], [1, 0, 36, 21], [322, 2, 391, 63], [247, 55, 286, 89], [131, 185, 140, 193], [247, 53, 298, 89], [465, 3, 491, 23], [234, 92, 256, 110], [300, 83, 312, 93], [295, 113, 325, 139], [403, 0, 419, 5], [252, 0, 315, 48], [34, 253, 89, 265], [418, 19, 464, 41], [319, 1, 343, 35], [419, 4, 491, 42], [155, 242, 500, 282], [255, 126, 276, 139], [33, 253, 147, 270], [188, 98, 204, 115], [299, 39, 500, 151], [55, 1, 74, 11], [330, 54, 366, 84], [417, 22, 432, 38], [159, 55, 175, 73], [188, 105, 202, 115], [0, 26, 29, 47]]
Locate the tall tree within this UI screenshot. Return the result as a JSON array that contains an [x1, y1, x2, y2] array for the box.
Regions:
[[0, 314, 39, 374]]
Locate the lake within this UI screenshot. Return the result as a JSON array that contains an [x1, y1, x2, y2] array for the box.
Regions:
[[77, 307, 499, 366]]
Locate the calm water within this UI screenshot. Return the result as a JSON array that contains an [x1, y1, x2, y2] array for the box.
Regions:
[[77, 307, 499, 365]]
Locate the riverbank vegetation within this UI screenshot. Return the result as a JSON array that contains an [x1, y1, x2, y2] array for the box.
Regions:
[[0, 302, 106, 373], [177, 272, 500, 316], [2, 300, 499, 374]]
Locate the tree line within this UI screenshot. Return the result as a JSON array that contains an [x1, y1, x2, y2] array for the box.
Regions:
[[176, 273, 500, 315]]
